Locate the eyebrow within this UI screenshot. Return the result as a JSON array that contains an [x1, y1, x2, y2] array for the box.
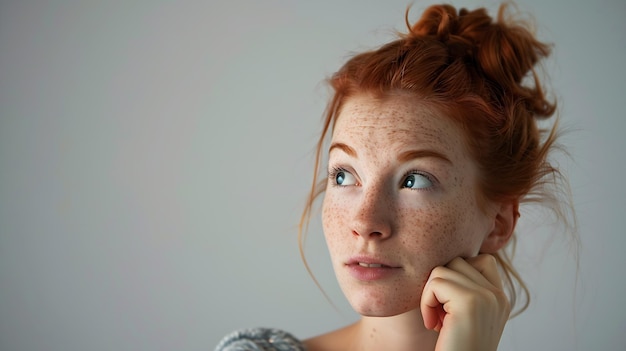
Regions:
[[397, 149, 453, 165], [329, 142, 452, 165], [329, 142, 357, 157]]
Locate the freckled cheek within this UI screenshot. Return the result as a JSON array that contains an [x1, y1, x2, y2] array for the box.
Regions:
[[399, 203, 471, 266], [321, 195, 350, 251]]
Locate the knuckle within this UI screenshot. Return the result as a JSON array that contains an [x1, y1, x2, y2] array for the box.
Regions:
[[483, 254, 498, 266], [428, 276, 446, 286], [430, 266, 447, 277], [476, 253, 497, 265], [445, 256, 466, 270], [450, 256, 465, 265], [470, 253, 497, 270]]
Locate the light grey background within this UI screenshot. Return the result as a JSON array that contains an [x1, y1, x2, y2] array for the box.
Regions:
[[1, 0, 624, 350]]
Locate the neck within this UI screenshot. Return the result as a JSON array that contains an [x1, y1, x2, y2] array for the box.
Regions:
[[348, 309, 438, 351]]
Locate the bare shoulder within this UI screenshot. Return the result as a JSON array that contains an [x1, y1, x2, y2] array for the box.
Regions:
[[303, 323, 358, 351]]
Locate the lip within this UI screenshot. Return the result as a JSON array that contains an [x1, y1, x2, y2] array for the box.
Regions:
[[345, 255, 401, 281]]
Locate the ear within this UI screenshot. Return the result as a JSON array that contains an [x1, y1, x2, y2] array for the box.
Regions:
[[480, 200, 519, 254]]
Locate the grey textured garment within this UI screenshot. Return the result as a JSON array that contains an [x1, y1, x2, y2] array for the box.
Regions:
[[215, 328, 306, 351]]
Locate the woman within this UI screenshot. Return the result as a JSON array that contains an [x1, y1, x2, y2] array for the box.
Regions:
[[217, 3, 568, 350]]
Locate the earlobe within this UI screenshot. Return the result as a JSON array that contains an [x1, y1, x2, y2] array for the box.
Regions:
[[480, 200, 519, 254]]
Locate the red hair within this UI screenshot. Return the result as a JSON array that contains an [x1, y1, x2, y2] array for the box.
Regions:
[[300, 3, 571, 316]]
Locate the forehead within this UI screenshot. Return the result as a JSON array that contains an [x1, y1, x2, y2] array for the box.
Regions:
[[332, 94, 465, 154]]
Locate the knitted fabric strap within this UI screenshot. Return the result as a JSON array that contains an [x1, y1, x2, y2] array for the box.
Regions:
[[215, 328, 306, 351]]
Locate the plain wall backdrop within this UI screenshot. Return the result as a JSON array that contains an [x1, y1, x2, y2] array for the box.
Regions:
[[1, 0, 625, 350]]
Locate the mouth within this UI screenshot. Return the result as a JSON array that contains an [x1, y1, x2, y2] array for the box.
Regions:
[[346, 259, 401, 281], [347, 256, 400, 269], [356, 262, 391, 268]]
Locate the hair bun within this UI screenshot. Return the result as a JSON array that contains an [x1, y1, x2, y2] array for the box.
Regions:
[[407, 5, 486, 58], [407, 4, 553, 116]]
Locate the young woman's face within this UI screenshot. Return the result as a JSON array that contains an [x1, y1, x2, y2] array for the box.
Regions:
[[322, 94, 497, 317]]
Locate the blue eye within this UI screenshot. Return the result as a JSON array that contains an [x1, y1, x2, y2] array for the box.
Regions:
[[402, 173, 432, 189], [332, 169, 356, 186], [336, 171, 346, 184]]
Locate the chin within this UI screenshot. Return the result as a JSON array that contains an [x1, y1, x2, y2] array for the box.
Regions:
[[353, 305, 410, 317], [343, 284, 422, 317]]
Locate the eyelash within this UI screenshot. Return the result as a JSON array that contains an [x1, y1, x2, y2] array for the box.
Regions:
[[401, 169, 437, 191], [327, 166, 437, 190], [328, 166, 353, 186]]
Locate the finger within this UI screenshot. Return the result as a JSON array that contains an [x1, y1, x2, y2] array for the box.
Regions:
[[424, 265, 485, 300], [421, 276, 444, 330], [421, 276, 476, 329], [445, 257, 492, 287], [465, 254, 502, 289], [421, 261, 499, 330]]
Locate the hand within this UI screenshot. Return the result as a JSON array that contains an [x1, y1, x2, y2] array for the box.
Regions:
[[420, 254, 511, 351]]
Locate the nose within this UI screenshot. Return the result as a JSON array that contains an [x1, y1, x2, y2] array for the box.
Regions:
[[350, 184, 393, 240]]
